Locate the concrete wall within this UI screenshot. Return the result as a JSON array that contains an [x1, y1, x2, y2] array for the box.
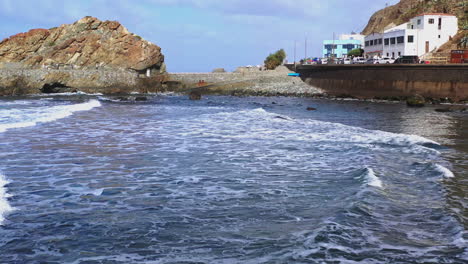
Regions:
[[296, 64, 468, 101]]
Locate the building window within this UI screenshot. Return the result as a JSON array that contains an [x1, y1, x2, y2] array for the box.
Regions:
[[390, 37, 396, 44], [429, 18, 434, 24], [408, 35, 414, 43], [370, 40, 374, 46], [397, 36, 404, 44], [392, 52, 395, 58], [325, 44, 337, 50], [387, 53, 389, 57], [365, 41, 369, 47], [417, 19, 421, 25], [384, 38, 390, 45], [438, 35, 441, 38], [378, 39, 383, 45], [398, 52, 401, 57]]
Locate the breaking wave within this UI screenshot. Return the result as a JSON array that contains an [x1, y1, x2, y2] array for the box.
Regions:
[[0, 100, 101, 133]]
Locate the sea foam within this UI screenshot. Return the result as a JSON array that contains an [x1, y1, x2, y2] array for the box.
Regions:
[[0, 173, 13, 225], [0, 99, 101, 133], [434, 164, 455, 178], [364, 168, 383, 188]]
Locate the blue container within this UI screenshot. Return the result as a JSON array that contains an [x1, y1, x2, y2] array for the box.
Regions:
[[288, 73, 300, 77]]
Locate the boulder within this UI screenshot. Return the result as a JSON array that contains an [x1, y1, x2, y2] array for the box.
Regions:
[[189, 91, 202, 100], [406, 95, 425, 107], [306, 107, 317, 111]]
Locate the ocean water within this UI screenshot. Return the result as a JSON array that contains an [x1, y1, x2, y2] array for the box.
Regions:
[[0, 94, 466, 263]]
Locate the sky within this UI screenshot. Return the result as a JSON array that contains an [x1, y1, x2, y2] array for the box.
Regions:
[[0, 0, 400, 72]]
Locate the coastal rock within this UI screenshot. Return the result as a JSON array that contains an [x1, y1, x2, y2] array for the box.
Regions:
[[0, 16, 164, 71], [306, 107, 317, 111], [189, 91, 202, 100], [406, 95, 425, 107]]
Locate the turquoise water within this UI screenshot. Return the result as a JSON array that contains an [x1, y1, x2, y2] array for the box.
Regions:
[[0, 95, 466, 263]]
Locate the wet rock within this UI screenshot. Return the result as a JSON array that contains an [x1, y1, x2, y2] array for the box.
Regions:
[[306, 107, 317, 111], [435, 108, 454, 113], [406, 95, 425, 107], [189, 91, 201, 100], [135, 96, 147, 101]]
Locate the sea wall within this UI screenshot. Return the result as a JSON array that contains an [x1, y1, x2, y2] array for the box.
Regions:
[[296, 65, 468, 102], [0, 68, 166, 95]]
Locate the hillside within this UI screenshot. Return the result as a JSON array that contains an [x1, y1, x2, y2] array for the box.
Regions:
[[362, 0, 467, 36]]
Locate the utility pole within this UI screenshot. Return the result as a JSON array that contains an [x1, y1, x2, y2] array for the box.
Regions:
[[305, 37, 308, 63], [294, 40, 297, 70], [332, 32, 335, 61]]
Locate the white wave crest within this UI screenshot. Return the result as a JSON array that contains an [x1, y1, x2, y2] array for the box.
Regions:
[[364, 168, 383, 188], [0, 100, 101, 133], [434, 164, 455, 178], [0, 173, 13, 225], [194, 108, 439, 150]]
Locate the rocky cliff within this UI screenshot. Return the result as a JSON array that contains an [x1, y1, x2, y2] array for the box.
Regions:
[[0, 16, 164, 72], [362, 0, 467, 35]]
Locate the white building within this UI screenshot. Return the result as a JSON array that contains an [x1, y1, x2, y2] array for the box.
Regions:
[[339, 33, 365, 43], [364, 33, 384, 58], [364, 13, 458, 59]]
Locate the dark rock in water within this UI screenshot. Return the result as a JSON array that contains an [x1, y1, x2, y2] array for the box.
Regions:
[[435, 107, 467, 113], [135, 96, 147, 101], [117, 97, 129, 101], [189, 91, 202, 100], [272, 102, 277, 104], [306, 107, 317, 111], [406, 95, 425, 107], [275, 116, 288, 120], [435, 108, 454, 113]]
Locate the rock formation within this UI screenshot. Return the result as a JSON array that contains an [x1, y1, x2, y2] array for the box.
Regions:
[[362, 0, 466, 36], [0, 16, 172, 95], [0, 16, 165, 72]]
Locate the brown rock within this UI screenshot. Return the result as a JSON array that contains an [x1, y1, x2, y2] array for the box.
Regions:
[[0, 16, 164, 71]]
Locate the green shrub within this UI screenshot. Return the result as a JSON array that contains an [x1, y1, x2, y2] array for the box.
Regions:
[[348, 48, 364, 57], [264, 49, 286, 70]]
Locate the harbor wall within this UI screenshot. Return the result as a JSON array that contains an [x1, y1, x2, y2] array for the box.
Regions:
[[295, 65, 468, 101]]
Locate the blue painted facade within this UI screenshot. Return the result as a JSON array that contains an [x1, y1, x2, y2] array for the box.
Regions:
[[322, 39, 362, 58]]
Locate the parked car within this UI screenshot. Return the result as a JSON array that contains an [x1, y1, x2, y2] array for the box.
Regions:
[[377, 57, 395, 64], [365, 58, 378, 64], [393, 56, 420, 64], [320, 58, 328, 64], [343, 58, 352, 65], [353, 57, 366, 64]]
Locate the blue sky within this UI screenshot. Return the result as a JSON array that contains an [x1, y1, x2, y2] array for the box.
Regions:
[[0, 0, 399, 72]]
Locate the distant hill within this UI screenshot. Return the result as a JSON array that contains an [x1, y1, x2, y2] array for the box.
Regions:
[[362, 0, 467, 36]]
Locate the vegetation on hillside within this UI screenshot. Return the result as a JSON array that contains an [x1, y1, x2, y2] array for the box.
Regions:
[[264, 49, 286, 70]]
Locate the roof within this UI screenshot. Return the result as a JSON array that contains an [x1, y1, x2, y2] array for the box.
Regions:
[[414, 13, 457, 17]]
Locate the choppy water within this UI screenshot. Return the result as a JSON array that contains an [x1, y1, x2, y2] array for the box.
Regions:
[[0, 94, 466, 263]]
